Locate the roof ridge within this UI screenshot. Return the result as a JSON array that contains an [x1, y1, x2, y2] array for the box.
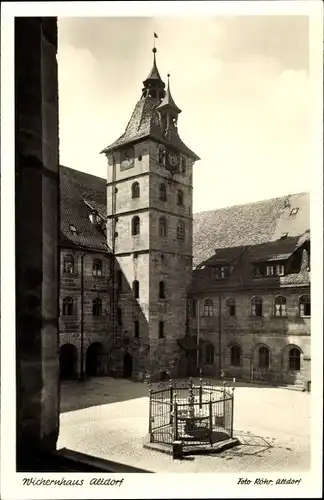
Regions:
[[60, 164, 106, 182], [193, 192, 309, 215]]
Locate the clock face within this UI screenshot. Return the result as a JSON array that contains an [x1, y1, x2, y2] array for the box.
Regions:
[[167, 151, 179, 169]]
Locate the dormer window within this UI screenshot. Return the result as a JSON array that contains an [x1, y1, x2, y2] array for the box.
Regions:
[[266, 264, 285, 276], [290, 208, 299, 216], [214, 266, 230, 279]]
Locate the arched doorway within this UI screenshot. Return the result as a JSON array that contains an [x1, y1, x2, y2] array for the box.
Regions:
[[123, 352, 133, 378], [59, 344, 78, 380], [86, 342, 104, 377]]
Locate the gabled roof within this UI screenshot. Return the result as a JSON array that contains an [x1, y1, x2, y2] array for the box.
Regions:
[[193, 192, 310, 266], [60, 165, 108, 252]]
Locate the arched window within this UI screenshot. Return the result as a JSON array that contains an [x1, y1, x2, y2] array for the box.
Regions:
[[274, 295, 286, 316], [92, 298, 102, 316], [180, 156, 187, 173], [92, 258, 103, 277], [63, 254, 75, 274], [159, 321, 165, 339], [159, 217, 167, 237], [258, 346, 270, 369], [177, 221, 185, 240], [251, 296, 263, 317], [206, 344, 214, 365], [177, 190, 184, 206], [203, 298, 214, 317], [230, 344, 241, 366], [131, 181, 140, 199], [62, 297, 73, 316], [288, 347, 301, 371], [299, 295, 310, 316], [226, 297, 236, 316], [134, 320, 140, 339], [133, 280, 139, 299], [159, 281, 165, 299], [159, 183, 167, 201], [131, 216, 140, 236]]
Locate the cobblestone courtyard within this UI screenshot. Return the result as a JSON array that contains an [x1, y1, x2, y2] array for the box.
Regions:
[[58, 378, 311, 473]]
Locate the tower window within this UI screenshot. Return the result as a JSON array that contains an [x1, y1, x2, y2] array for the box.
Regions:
[[92, 298, 102, 317], [134, 320, 140, 339], [177, 190, 184, 206], [176, 221, 185, 240], [159, 216, 167, 237], [63, 254, 75, 274], [159, 321, 165, 339], [133, 280, 139, 299], [180, 156, 187, 173], [131, 181, 140, 199], [251, 296, 263, 317], [288, 347, 301, 371], [159, 183, 167, 201], [117, 270, 122, 291], [131, 216, 140, 236], [299, 295, 310, 316], [92, 258, 103, 277], [274, 296, 287, 317], [159, 281, 165, 299], [226, 297, 236, 316], [62, 297, 74, 316], [117, 308, 122, 326]]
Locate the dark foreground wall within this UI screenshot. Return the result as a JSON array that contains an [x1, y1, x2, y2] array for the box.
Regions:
[[15, 17, 60, 469]]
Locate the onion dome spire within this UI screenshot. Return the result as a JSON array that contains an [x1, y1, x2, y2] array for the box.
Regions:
[[141, 45, 165, 101]]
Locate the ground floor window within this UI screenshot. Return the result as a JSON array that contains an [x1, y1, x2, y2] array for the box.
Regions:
[[205, 344, 214, 364], [258, 346, 270, 369], [288, 348, 301, 371], [230, 344, 241, 366]]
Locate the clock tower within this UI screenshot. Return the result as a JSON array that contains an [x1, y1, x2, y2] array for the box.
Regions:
[[101, 45, 199, 380]]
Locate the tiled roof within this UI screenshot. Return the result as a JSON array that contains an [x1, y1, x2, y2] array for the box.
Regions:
[[60, 165, 108, 252], [100, 98, 199, 160], [193, 192, 310, 266], [192, 238, 310, 291]]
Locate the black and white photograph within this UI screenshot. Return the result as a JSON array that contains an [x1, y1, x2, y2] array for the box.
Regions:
[[1, 1, 323, 499]]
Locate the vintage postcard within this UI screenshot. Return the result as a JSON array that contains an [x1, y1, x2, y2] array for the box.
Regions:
[[1, 1, 323, 499]]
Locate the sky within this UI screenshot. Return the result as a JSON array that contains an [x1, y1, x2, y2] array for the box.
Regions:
[[57, 15, 310, 213]]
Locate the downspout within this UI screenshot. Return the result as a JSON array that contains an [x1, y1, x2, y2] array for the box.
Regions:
[[218, 295, 222, 377], [110, 151, 117, 365], [80, 253, 85, 381], [196, 298, 200, 372]]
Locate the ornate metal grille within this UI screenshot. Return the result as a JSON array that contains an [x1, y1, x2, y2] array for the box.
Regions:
[[148, 377, 235, 449]]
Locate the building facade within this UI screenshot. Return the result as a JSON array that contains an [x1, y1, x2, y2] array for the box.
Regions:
[[58, 49, 310, 389], [59, 166, 112, 379], [191, 192, 311, 389]]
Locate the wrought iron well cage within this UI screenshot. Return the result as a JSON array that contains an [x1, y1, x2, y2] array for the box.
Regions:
[[147, 376, 235, 450]]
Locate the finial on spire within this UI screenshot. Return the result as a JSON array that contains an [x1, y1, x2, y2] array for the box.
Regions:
[[153, 32, 158, 50]]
